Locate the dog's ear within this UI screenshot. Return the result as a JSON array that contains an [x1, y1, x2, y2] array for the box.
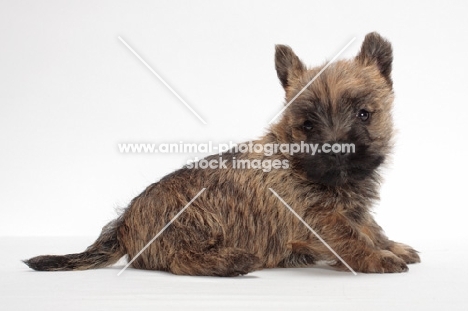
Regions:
[[356, 32, 393, 85], [275, 45, 306, 89]]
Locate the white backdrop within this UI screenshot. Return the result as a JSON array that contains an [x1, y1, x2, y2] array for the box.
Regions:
[[1, 0, 467, 250]]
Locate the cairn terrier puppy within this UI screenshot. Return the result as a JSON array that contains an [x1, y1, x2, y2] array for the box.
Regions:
[[25, 32, 420, 276]]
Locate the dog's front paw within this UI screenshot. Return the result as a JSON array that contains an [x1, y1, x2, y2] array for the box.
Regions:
[[388, 242, 421, 264], [360, 250, 409, 273]]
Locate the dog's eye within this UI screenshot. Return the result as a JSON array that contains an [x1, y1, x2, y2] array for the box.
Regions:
[[357, 109, 370, 122], [302, 120, 313, 131]]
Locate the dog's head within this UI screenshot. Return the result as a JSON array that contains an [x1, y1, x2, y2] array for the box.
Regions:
[[271, 32, 394, 186]]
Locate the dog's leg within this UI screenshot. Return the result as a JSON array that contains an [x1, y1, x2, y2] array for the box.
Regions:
[[384, 241, 421, 264], [277, 241, 317, 268], [311, 213, 410, 273], [169, 247, 262, 276], [357, 217, 421, 265]]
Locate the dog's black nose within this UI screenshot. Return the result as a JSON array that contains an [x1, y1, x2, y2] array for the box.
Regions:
[[330, 152, 347, 166], [323, 142, 351, 165]]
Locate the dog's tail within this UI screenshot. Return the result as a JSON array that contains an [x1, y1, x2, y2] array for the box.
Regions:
[[23, 217, 125, 271]]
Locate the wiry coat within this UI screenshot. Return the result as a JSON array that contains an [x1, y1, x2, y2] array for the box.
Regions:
[[25, 33, 420, 276]]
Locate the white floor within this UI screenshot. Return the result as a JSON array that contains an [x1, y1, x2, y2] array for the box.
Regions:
[[2, 237, 466, 310]]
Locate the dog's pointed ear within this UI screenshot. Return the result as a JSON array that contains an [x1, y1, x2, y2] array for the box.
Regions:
[[356, 32, 393, 84], [275, 45, 306, 89]]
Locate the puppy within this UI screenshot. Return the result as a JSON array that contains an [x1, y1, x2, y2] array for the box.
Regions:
[[25, 32, 420, 276]]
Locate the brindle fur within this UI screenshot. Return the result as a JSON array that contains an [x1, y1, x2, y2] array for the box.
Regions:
[[24, 32, 420, 276]]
